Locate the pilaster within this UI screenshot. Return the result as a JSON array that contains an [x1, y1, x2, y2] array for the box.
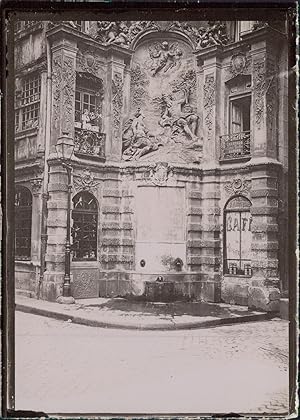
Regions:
[[251, 35, 281, 161], [104, 48, 128, 162], [195, 47, 222, 166], [50, 33, 77, 151]]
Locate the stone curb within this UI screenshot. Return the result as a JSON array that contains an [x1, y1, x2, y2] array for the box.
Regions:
[[15, 302, 277, 331]]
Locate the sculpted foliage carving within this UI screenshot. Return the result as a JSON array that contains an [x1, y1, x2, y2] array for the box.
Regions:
[[253, 57, 277, 128], [112, 73, 124, 140], [130, 64, 149, 108], [203, 74, 215, 139], [52, 55, 76, 133]]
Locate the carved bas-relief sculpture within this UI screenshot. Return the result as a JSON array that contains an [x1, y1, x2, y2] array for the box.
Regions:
[[120, 32, 205, 164], [122, 108, 162, 161], [148, 41, 183, 76], [169, 21, 229, 49], [96, 21, 159, 47], [158, 88, 199, 143]]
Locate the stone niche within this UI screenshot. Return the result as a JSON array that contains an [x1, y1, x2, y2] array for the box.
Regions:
[[122, 34, 203, 164]]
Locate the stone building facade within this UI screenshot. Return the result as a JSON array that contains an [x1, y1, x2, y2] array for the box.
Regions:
[[14, 19, 290, 311]]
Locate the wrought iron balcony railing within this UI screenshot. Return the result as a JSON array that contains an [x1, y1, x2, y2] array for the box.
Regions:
[[220, 131, 251, 162], [74, 127, 105, 161]]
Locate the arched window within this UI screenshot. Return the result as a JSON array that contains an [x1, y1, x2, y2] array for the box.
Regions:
[[72, 191, 98, 261], [224, 195, 252, 276], [15, 186, 32, 259]]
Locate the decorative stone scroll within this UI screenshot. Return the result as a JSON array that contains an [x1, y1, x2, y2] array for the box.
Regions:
[[228, 52, 252, 78], [144, 162, 175, 186], [77, 49, 103, 76], [73, 168, 101, 193], [224, 177, 251, 197]]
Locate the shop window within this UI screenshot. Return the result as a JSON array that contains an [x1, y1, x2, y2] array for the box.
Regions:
[[223, 195, 252, 276], [15, 186, 32, 259], [15, 74, 41, 132], [72, 192, 98, 261], [229, 95, 251, 134]]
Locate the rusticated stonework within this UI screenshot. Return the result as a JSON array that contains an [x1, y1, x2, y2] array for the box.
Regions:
[[112, 73, 124, 141], [52, 55, 76, 133], [203, 74, 215, 140]]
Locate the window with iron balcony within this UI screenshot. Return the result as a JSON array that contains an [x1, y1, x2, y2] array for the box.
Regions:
[[220, 77, 252, 162], [74, 82, 105, 160]]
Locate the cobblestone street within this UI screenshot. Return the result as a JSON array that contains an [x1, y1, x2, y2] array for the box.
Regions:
[[15, 312, 289, 415]]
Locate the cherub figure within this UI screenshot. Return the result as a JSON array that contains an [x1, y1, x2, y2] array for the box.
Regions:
[[97, 21, 118, 44], [113, 22, 130, 47], [149, 41, 183, 76]]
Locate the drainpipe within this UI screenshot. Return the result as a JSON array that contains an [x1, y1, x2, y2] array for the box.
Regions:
[[37, 34, 52, 299]]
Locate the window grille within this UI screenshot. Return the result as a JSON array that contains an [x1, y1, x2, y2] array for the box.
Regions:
[[15, 186, 32, 259], [72, 192, 98, 261]]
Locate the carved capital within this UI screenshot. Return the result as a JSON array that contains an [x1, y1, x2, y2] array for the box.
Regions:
[[30, 178, 43, 196]]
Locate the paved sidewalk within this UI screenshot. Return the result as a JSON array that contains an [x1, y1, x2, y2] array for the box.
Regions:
[[16, 295, 277, 330]]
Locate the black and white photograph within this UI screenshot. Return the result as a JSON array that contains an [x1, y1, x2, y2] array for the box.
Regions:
[[1, 3, 298, 417]]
